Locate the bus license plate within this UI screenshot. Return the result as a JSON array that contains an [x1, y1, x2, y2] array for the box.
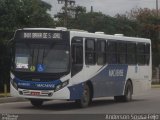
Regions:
[[31, 91, 40, 96]]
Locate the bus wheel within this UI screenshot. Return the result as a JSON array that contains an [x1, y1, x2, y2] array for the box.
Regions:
[[124, 81, 133, 102], [76, 84, 90, 108], [114, 81, 133, 102], [114, 96, 123, 102], [30, 99, 43, 107]]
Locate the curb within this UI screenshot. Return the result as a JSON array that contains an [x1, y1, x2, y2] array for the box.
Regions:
[[151, 85, 160, 88], [0, 97, 27, 104]]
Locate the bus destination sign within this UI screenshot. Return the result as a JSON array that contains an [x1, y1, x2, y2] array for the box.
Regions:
[[22, 32, 62, 39]]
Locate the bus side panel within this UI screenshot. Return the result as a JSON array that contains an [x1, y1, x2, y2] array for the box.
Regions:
[[130, 65, 151, 96], [88, 64, 128, 98]]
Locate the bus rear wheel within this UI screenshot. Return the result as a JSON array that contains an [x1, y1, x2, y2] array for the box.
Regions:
[[114, 81, 133, 102], [30, 99, 44, 107], [76, 84, 91, 108]]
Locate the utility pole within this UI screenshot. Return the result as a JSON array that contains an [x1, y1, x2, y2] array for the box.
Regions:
[[57, 0, 75, 27], [156, 0, 159, 16], [156, 0, 160, 40], [91, 6, 93, 13]]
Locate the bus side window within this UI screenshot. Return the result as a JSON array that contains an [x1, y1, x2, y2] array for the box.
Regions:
[[72, 45, 83, 64], [97, 39, 106, 65], [145, 44, 150, 65], [137, 43, 145, 65], [107, 41, 117, 64], [85, 39, 96, 65], [127, 42, 136, 65], [117, 42, 127, 64]]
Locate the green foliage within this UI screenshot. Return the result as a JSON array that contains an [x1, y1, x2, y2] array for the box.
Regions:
[[0, 0, 55, 40], [64, 11, 139, 37], [55, 5, 86, 27], [16, 0, 54, 28]]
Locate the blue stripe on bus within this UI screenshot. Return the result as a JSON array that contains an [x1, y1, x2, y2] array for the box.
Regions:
[[14, 78, 62, 90], [91, 64, 128, 97], [68, 83, 84, 100]]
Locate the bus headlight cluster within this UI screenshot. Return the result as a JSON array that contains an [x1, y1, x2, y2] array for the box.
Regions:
[[55, 80, 69, 92], [11, 79, 18, 90], [10, 73, 18, 90], [10, 72, 15, 79], [13, 81, 18, 90]]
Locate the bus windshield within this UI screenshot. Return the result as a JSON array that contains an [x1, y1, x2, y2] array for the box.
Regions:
[[14, 42, 70, 73]]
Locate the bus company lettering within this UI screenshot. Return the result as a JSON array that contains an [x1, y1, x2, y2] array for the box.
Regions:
[[109, 69, 124, 77], [36, 84, 55, 88]]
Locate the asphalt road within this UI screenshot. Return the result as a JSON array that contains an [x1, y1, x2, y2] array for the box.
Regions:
[[0, 88, 160, 120]]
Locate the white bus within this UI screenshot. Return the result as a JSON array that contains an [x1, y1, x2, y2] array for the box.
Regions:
[[10, 27, 152, 107]]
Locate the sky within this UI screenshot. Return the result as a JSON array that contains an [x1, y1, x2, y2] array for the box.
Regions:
[[44, 0, 159, 16]]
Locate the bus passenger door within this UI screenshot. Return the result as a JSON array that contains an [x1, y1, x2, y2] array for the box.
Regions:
[[71, 38, 83, 77]]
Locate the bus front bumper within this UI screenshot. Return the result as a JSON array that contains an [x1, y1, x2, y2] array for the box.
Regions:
[[10, 83, 70, 100]]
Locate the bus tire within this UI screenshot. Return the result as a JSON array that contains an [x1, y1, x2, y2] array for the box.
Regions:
[[124, 80, 133, 102], [30, 99, 43, 107], [76, 84, 90, 108], [114, 81, 133, 102], [114, 96, 124, 102]]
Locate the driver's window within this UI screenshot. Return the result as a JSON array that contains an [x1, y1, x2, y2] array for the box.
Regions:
[[71, 37, 83, 76], [72, 45, 83, 65]]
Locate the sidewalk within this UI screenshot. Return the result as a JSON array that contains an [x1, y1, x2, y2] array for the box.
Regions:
[[152, 84, 160, 88], [0, 97, 26, 103], [0, 94, 26, 103]]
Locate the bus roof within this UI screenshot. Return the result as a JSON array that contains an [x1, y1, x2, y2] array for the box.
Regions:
[[16, 27, 151, 43], [21, 27, 67, 31], [69, 30, 151, 43]]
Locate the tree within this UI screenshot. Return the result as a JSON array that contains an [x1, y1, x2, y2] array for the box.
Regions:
[[55, 5, 86, 27], [67, 11, 138, 36], [0, 0, 55, 40], [127, 8, 160, 66], [114, 14, 140, 36], [17, 0, 54, 28]]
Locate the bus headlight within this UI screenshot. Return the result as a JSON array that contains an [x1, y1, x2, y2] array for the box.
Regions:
[[62, 80, 69, 87], [10, 72, 15, 80], [11, 80, 18, 90], [55, 80, 69, 92], [10, 73, 18, 90], [12, 81, 18, 90], [55, 85, 61, 91]]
